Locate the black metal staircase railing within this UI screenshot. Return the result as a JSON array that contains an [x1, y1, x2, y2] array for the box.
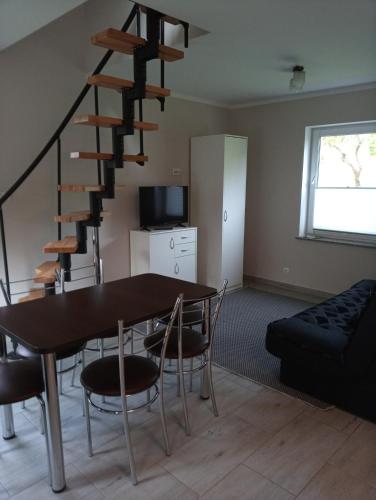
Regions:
[[0, 3, 139, 302], [0, 2, 189, 304]]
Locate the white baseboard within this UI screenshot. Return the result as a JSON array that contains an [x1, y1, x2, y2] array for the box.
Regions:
[[244, 275, 333, 301]]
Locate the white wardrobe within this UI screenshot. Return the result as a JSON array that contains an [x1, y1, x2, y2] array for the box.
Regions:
[[190, 134, 248, 290]]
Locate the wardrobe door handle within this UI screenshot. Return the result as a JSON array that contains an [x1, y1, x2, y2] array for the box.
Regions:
[[174, 263, 179, 275], [170, 237, 175, 249], [224, 210, 228, 222]]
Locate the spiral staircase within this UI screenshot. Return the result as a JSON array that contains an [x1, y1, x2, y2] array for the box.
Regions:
[[0, 3, 189, 304]]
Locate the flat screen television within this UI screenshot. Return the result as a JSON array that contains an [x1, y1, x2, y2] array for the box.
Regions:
[[139, 186, 188, 228]]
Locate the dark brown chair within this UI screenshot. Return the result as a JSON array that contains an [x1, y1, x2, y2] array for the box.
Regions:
[[0, 334, 51, 484], [144, 280, 228, 435], [0, 278, 85, 394], [156, 302, 206, 392], [15, 342, 86, 395], [80, 294, 183, 485]]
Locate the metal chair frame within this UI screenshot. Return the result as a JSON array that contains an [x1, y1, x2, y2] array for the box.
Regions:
[[82, 294, 184, 485], [150, 280, 228, 436], [0, 332, 52, 486]]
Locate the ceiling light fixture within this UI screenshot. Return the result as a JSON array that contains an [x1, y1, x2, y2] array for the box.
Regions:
[[289, 65, 305, 92]]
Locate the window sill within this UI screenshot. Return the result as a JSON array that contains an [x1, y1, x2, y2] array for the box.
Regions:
[[296, 235, 376, 249]]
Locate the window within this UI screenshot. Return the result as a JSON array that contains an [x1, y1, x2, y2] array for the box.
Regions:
[[300, 121, 376, 246]]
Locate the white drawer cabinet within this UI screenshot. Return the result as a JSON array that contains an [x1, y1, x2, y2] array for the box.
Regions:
[[130, 227, 197, 283]]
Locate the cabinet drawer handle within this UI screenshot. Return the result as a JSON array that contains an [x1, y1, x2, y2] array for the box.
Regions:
[[170, 237, 175, 249], [224, 210, 228, 222], [174, 263, 179, 274], [180, 249, 188, 253], [180, 236, 188, 239]]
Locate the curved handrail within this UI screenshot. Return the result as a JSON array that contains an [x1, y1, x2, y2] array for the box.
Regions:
[[0, 4, 138, 208]]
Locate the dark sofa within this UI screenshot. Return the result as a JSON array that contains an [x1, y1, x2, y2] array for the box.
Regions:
[[266, 279, 376, 421]]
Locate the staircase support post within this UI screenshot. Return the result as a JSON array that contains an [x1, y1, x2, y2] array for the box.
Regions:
[[0, 209, 11, 301], [92, 227, 101, 285], [57, 138, 62, 241]]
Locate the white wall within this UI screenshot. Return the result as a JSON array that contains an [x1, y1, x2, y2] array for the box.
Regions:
[[0, 4, 229, 304], [230, 89, 376, 294]]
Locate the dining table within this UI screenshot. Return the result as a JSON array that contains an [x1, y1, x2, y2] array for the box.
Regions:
[[0, 273, 216, 493]]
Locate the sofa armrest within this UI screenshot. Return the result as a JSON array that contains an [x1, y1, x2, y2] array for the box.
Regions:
[[266, 317, 348, 360]]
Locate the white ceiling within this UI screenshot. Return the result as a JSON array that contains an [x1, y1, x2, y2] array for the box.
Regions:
[[0, 0, 88, 51], [2, 0, 376, 106], [139, 0, 376, 106]]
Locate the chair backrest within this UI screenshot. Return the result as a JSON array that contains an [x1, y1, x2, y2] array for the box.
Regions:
[[204, 279, 228, 348], [117, 293, 184, 394], [177, 280, 228, 334]]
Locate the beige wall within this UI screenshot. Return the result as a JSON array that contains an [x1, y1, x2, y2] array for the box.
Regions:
[[2, 1, 375, 302], [0, 5, 229, 304], [230, 89, 376, 294]]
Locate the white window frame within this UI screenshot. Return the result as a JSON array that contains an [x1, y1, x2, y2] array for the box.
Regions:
[[300, 120, 376, 247]]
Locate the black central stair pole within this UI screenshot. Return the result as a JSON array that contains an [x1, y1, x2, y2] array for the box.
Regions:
[[57, 137, 62, 241], [94, 86, 102, 184], [160, 18, 165, 111]]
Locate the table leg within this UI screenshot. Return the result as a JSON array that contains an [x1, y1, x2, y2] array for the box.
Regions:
[[1, 404, 15, 439], [1, 333, 15, 440], [200, 298, 210, 400], [42, 353, 66, 493], [146, 319, 153, 336]]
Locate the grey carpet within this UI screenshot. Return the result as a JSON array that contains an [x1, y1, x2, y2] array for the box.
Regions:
[[213, 287, 331, 408]]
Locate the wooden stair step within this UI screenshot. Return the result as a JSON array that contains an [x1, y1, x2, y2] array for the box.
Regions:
[[43, 236, 78, 254], [34, 261, 61, 284], [73, 115, 158, 131], [139, 6, 181, 25], [91, 29, 145, 55], [58, 184, 105, 193], [19, 288, 45, 303], [88, 74, 170, 98], [58, 183, 124, 193], [70, 151, 148, 162], [91, 28, 184, 62], [35, 261, 61, 276], [54, 210, 111, 223]]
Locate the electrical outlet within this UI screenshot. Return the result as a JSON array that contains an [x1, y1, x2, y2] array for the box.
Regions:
[[283, 267, 290, 274], [172, 168, 181, 176]]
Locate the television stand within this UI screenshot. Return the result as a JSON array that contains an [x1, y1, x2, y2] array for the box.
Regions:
[[143, 226, 174, 231], [130, 227, 198, 283]]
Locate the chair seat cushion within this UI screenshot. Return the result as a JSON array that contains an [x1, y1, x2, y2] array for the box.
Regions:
[[15, 341, 86, 361], [0, 359, 44, 405], [144, 327, 209, 359], [80, 355, 159, 396]]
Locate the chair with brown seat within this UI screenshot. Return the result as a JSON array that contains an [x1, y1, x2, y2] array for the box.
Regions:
[[0, 333, 51, 483], [80, 294, 183, 485], [0, 279, 85, 394], [144, 280, 228, 435], [15, 341, 86, 394], [156, 301, 208, 393]]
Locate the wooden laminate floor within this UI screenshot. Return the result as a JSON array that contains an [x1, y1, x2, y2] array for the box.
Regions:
[[0, 357, 374, 500]]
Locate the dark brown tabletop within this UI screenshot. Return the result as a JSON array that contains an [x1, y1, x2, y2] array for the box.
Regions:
[[0, 274, 216, 354]]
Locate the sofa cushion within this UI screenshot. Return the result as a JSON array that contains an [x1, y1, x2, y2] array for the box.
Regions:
[[266, 317, 347, 363], [294, 280, 374, 338], [266, 280, 376, 378], [345, 294, 376, 376]]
